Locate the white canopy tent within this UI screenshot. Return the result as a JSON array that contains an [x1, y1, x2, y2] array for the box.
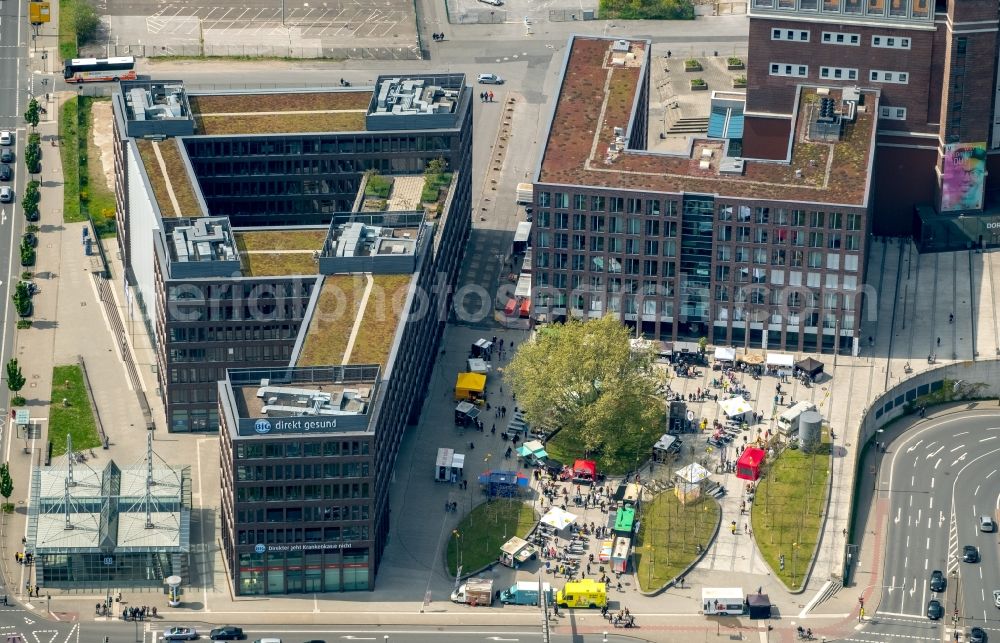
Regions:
[[540, 507, 578, 531], [765, 352, 794, 368], [719, 396, 753, 419], [714, 347, 736, 362], [674, 462, 710, 485]]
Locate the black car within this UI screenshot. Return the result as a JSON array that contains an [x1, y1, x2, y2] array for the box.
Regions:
[[25, 209, 38, 222], [22, 232, 37, 247], [209, 626, 245, 640], [927, 599, 944, 620], [0, 164, 10, 181], [970, 626, 987, 643], [964, 545, 980, 563], [929, 570, 946, 592], [0, 149, 12, 164]]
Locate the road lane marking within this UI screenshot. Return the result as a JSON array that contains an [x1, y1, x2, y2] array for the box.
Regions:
[[935, 458, 941, 469], [988, 469, 998, 478], [980, 436, 997, 442], [950, 453, 967, 467], [954, 431, 969, 436], [907, 440, 924, 453], [927, 446, 944, 459], [950, 444, 964, 452], [926, 537, 930, 549], [931, 478, 935, 488]]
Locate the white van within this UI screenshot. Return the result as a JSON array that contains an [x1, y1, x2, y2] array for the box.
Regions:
[[777, 401, 816, 435], [702, 587, 744, 616]]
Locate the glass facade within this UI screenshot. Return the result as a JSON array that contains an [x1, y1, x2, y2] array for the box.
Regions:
[[752, 0, 930, 19], [678, 196, 715, 338], [38, 551, 178, 588], [237, 547, 368, 595]]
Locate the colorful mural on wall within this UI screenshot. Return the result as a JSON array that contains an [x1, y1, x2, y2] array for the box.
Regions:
[[941, 142, 987, 212]]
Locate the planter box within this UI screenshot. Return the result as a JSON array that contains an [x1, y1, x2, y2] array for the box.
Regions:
[[727, 63, 745, 70], [732, 81, 747, 88], [684, 63, 702, 72], [691, 82, 708, 91]]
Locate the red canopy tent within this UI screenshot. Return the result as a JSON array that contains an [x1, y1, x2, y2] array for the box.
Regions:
[[736, 447, 766, 481], [572, 459, 597, 481], [504, 299, 517, 316]]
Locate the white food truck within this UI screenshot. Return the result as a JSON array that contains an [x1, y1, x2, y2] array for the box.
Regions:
[[702, 587, 745, 616]]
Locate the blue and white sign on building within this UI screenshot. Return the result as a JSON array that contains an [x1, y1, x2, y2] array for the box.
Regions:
[[254, 419, 272, 434], [254, 544, 266, 555]]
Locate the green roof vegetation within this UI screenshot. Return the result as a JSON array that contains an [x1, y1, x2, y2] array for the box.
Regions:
[[188, 91, 371, 115], [297, 275, 367, 367], [347, 273, 412, 369], [237, 230, 328, 252], [135, 139, 202, 217], [195, 112, 367, 135], [365, 174, 392, 198], [156, 139, 202, 215]]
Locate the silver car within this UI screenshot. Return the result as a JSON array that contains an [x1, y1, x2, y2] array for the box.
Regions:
[[163, 627, 199, 641], [0, 186, 12, 203]]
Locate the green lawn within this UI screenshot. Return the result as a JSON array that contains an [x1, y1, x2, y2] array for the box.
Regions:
[[59, 97, 82, 223], [446, 499, 537, 576], [751, 443, 831, 590], [543, 419, 662, 476], [48, 365, 103, 456], [83, 97, 117, 236], [634, 492, 721, 592], [59, 97, 115, 235], [58, 0, 79, 60]]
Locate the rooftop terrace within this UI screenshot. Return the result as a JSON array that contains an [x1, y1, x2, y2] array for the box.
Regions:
[[538, 36, 878, 205]]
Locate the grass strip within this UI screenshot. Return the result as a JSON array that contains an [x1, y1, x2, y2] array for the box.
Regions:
[[446, 499, 537, 576], [48, 365, 103, 457]]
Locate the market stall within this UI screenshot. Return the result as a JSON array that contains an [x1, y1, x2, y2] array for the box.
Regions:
[[714, 346, 736, 366], [435, 448, 465, 482], [611, 536, 631, 573], [470, 338, 494, 358], [517, 440, 548, 464], [569, 459, 597, 484], [795, 357, 825, 380], [746, 593, 772, 619], [540, 507, 577, 533], [455, 401, 480, 426], [467, 358, 490, 374], [454, 372, 487, 402], [674, 462, 710, 505], [652, 433, 680, 462], [736, 447, 766, 481], [500, 536, 537, 568], [478, 470, 529, 497], [718, 396, 753, 421]]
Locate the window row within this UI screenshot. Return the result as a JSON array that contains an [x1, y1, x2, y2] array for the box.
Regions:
[[772, 28, 810, 41], [820, 66, 858, 81], [236, 440, 371, 459], [236, 461, 371, 481], [538, 208, 863, 231], [185, 135, 453, 159], [535, 250, 858, 278], [237, 505, 371, 525], [870, 69, 908, 83], [715, 248, 861, 270], [770, 63, 808, 78], [536, 193, 679, 216], [235, 482, 370, 503], [714, 268, 861, 288], [236, 524, 370, 544], [167, 323, 299, 343], [879, 106, 907, 120], [750, 0, 930, 20]]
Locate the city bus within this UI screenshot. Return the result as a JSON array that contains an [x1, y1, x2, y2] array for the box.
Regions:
[[63, 56, 137, 83]]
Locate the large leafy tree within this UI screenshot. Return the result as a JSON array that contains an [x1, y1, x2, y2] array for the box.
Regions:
[[504, 315, 666, 471]]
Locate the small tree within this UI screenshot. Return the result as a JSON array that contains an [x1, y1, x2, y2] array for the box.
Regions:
[[6, 358, 26, 406], [21, 180, 40, 216], [24, 98, 40, 131], [12, 283, 31, 318], [0, 463, 12, 513], [72, 1, 101, 45]]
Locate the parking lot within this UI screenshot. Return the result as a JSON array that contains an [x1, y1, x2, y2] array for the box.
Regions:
[[447, 0, 597, 25], [97, 0, 418, 58]]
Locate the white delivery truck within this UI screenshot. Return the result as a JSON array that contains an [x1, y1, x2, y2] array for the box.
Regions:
[[777, 401, 817, 435], [702, 587, 745, 616], [516, 183, 533, 205]]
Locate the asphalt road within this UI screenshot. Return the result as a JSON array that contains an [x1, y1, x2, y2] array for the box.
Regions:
[[0, 0, 29, 416], [862, 411, 1000, 643]]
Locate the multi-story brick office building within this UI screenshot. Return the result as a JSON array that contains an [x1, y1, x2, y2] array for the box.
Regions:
[[532, 36, 875, 354], [112, 76, 472, 433], [111, 76, 473, 592], [747, 0, 1000, 242]]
